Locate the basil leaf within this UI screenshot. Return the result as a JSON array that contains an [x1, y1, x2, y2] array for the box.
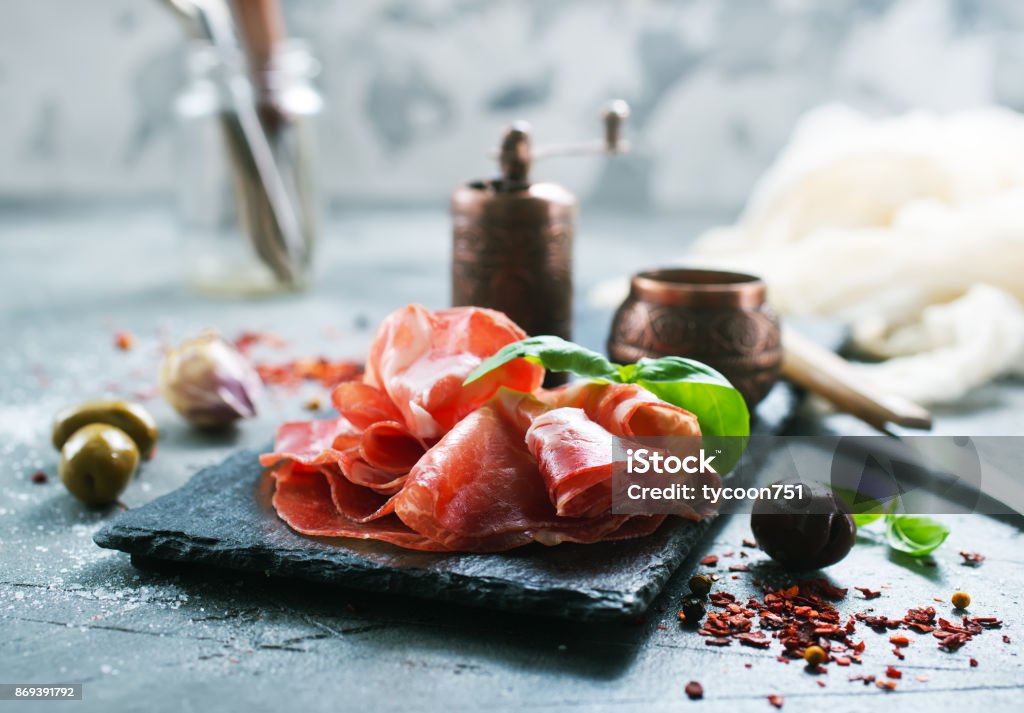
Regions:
[[464, 336, 619, 385], [631, 356, 734, 386], [631, 357, 749, 438], [853, 513, 882, 528], [884, 515, 949, 557]]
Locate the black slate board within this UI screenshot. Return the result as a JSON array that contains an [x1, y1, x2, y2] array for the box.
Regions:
[[92, 379, 805, 623]]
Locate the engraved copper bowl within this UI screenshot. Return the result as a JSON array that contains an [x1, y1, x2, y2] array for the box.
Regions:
[[607, 268, 781, 407]]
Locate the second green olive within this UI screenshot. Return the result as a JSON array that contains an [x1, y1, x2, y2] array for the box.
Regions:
[[52, 400, 159, 459], [58, 424, 139, 506]]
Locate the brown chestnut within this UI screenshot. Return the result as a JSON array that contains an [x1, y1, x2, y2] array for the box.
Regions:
[[750, 480, 856, 570]]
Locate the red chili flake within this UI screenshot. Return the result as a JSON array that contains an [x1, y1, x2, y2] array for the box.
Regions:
[[657, 625, 668, 631], [30, 471, 48, 484], [959, 551, 985, 565], [1003, 635, 1011, 644], [736, 632, 771, 649], [816, 680, 827, 688], [233, 331, 287, 355], [700, 555, 719, 566], [114, 330, 135, 351], [800, 578, 847, 600], [704, 637, 731, 647], [885, 665, 902, 679], [915, 674, 929, 682], [776, 656, 790, 664], [889, 635, 909, 647], [708, 592, 735, 606], [684, 681, 703, 700], [744, 663, 753, 669], [742, 538, 757, 548], [891, 647, 905, 660], [855, 587, 881, 600], [728, 564, 749, 572], [849, 674, 876, 685], [969, 658, 978, 667], [255, 358, 363, 390], [876, 680, 897, 691], [834, 656, 850, 666], [767, 694, 784, 709]]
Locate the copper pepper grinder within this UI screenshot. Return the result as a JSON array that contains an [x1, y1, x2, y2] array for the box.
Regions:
[[451, 101, 630, 354]]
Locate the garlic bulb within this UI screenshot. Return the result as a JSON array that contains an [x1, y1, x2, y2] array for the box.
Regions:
[[160, 332, 262, 427]]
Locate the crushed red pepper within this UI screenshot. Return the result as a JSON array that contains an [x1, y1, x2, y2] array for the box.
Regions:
[[684, 681, 703, 700], [114, 330, 135, 351], [231, 330, 363, 390], [683, 544, 1004, 698], [767, 694, 784, 708], [959, 551, 985, 566], [255, 357, 363, 389], [30, 471, 48, 484]]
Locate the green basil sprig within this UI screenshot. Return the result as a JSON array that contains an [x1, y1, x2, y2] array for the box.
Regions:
[[464, 336, 750, 438], [854, 512, 950, 557]]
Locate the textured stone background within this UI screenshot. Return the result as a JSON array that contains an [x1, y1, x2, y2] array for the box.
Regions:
[[4, 0, 1024, 212]]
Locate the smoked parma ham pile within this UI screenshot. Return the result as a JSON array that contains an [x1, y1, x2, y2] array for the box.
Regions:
[[261, 304, 717, 552]]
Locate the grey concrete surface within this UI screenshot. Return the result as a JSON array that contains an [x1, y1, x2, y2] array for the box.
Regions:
[[1, 206, 1021, 712]]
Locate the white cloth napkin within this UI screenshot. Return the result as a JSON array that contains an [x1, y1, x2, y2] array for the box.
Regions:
[[593, 104, 1024, 404]]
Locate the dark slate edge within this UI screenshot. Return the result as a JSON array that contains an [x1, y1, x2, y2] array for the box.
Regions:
[[98, 516, 711, 621]]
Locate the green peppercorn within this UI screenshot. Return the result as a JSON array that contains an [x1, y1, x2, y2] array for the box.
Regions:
[[689, 574, 713, 597], [679, 595, 706, 626]]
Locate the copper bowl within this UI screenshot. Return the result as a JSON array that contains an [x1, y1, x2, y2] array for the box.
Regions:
[[607, 268, 781, 407]]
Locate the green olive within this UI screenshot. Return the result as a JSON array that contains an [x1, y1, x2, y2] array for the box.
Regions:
[[59, 424, 140, 506], [52, 400, 159, 459]]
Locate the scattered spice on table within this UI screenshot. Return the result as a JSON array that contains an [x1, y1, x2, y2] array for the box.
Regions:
[[684, 681, 704, 700], [114, 330, 135, 351], [233, 330, 288, 355], [767, 693, 784, 708], [30, 471, 48, 484], [255, 357, 363, 390], [959, 551, 985, 566], [678, 545, 1005, 701]]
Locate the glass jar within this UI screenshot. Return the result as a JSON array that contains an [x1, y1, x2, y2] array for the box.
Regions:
[[175, 40, 322, 296]]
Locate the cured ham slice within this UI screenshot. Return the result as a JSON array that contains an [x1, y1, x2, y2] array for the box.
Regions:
[[392, 406, 629, 551], [542, 381, 701, 438], [258, 417, 360, 471], [491, 389, 615, 518], [271, 463, 446, 551], [364, 305, 544, 439]]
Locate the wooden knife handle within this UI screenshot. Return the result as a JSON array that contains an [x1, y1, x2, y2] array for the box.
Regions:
[[232, 0, 285, 71], [781, 325, 933, 431]]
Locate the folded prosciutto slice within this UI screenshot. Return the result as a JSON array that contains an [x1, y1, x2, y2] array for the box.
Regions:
[[263, 304, 715, 553], [392, 406, 631, 551], [363, 304, 544, 440]]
